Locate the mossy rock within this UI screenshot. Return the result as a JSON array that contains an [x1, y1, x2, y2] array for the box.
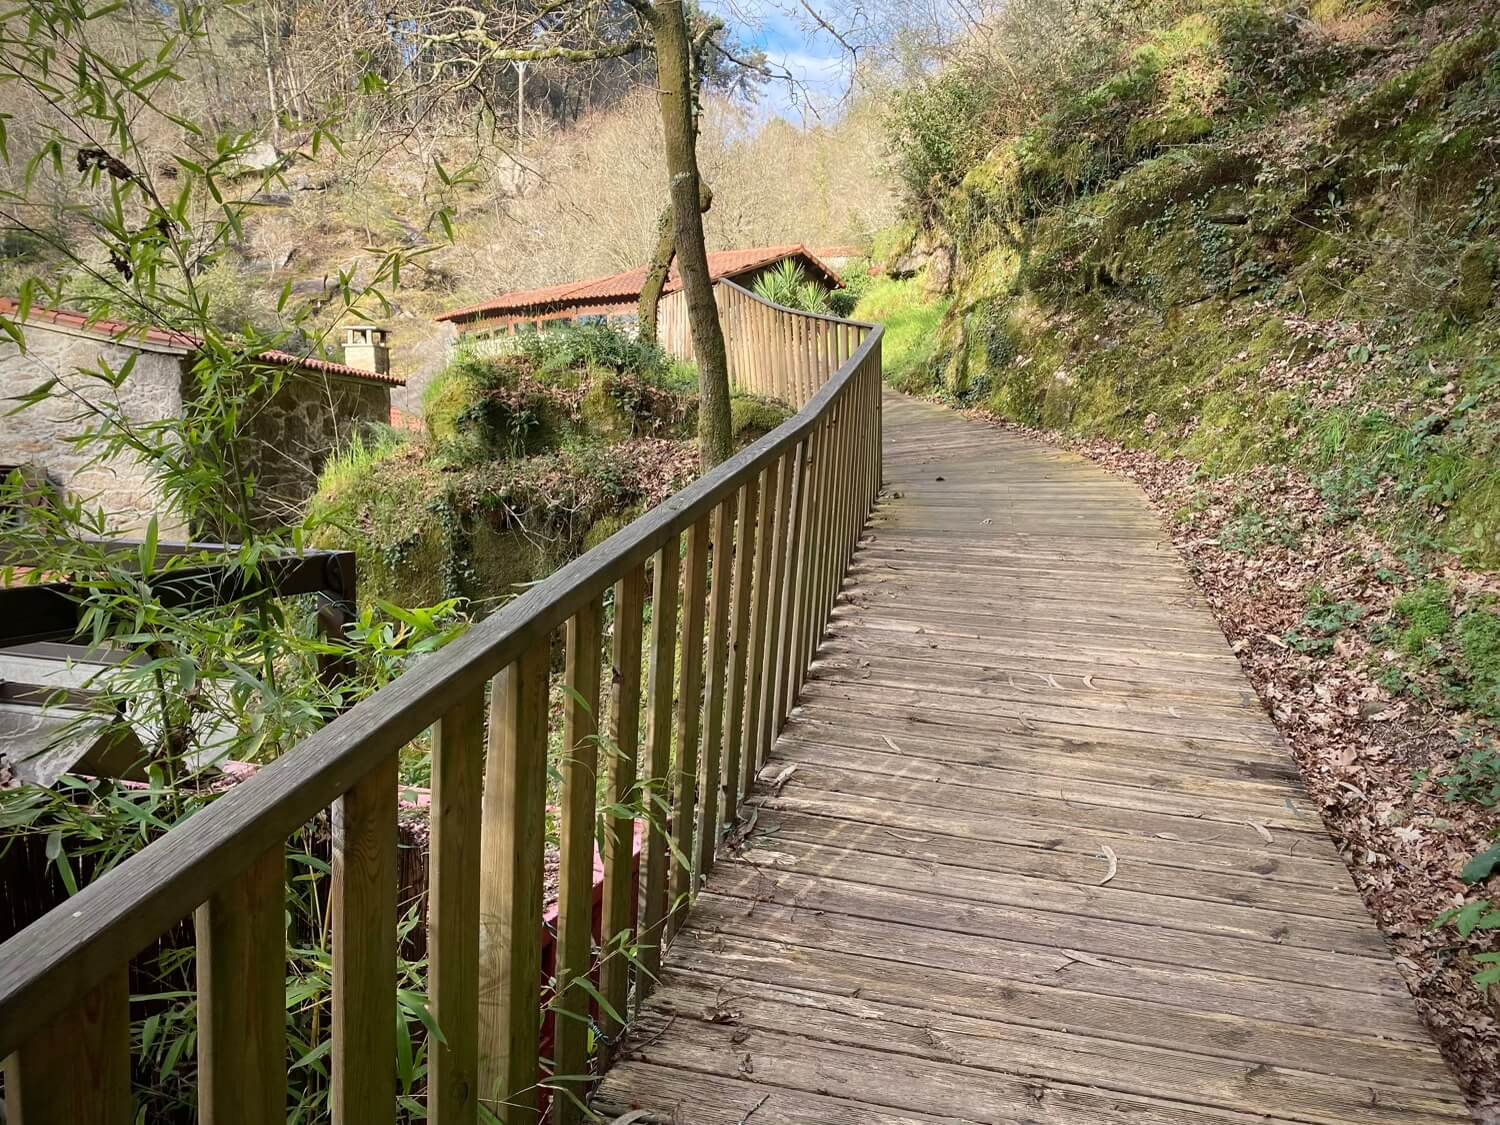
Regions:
[[579, 379, 636, 442], [581, 504, 645, 554], [730, 395, 793, 444], [1335, 27, 1500, 141]]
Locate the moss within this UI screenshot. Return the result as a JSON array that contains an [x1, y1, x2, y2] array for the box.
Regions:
[[1393, 581, 1454, 658], [1336, 27, 1500, 141], [1456, 606, 1500, 717], [1452, 242, 1495, 321], [579, 378, 635, 442], [581, 504, 644, 553], [852, 276, 950, 393], [730, 395, 793, 444]]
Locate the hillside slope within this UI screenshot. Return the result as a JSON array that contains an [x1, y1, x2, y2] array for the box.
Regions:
[[867, 0, 1500, 1111]]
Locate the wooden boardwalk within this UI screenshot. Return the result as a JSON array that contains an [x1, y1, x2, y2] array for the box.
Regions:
[[594, 393, 1468, 1124]]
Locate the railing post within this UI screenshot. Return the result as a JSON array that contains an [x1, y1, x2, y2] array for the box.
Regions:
[[478, 645, 550, 1124], [778, 436, 811, 723], [740, 456, 780, 798], [4, 969, 131, 1125], [669, 518, 711, 936], [696, 498, 735, 882], [600, 565, 645, 1045], [717, 477, 759, 841], [552, 597, 604, 1125], [637, 535, 680, 999], [332, 755, 398, 1125], [196, 843, 286, 1125], [429, 690, 486, 1125], [760, 445, 797, 753]]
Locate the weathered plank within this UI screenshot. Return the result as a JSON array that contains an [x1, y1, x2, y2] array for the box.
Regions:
[[593, 391, 1465, 1124]]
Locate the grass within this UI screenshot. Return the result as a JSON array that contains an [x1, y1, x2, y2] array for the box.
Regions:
[[852, 276, 949, 392]]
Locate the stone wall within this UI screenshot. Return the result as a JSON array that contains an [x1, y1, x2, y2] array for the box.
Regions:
[[3, 321, 391, 536], [238, 370, 391, 527], [0, 324, 190, 536]]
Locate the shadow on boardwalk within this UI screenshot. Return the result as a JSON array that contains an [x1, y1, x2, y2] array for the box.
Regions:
[[595, 392, 1468, 1125]]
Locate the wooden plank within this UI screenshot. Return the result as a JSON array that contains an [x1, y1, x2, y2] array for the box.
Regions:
[[478, 645, 550, 1124], [332, 754, 398, 1125], [719, 474, 760, 832], [774, 439, 809, 728], [694, 499, 736, 885], [637, 536, 680, 1006], [3, 969, 131, 1125], [668, 519, 710, 938], [762, 445, 797, 747], [595, 387, 1465, 1125], [600, 566, 645, 1042], [636, 977, 1468, 1124], [428, 690, 485, 1125], [739, 456, 779, 797], [196, 843, 286, 1125], [552, 596, 603, 1125]]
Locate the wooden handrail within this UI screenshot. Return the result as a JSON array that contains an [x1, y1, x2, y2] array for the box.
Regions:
[[0, 291, 883, 1125]]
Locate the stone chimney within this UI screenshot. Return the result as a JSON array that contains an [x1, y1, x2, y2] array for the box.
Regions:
[[342, 324, 390, 376]]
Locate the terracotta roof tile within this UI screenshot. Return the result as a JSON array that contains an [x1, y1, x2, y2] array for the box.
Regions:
[[0, 297, 405, 386], [436, 244, 843, 324]]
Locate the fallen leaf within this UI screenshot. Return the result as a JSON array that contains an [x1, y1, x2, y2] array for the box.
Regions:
[[1248, 821, 1274, 844], [1097, 845, 1118, 885]]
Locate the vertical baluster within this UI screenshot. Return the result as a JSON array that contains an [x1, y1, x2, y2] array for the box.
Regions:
[[429, 690, 485, 1125], [3, 969, 131, 1125], [740, 456, 780, 797], [758, 446, 797, 760], [638, 535, 681, 1000], [333, 756, 398, 1125], [197, 844, 286, 1125], [795, 421, 828, 693], [479, 646, 550, 1124], [669, 518, 711, 937], [552, 598, 603, 1125], [809, 408, 840, 665], [600, 566, 644, 1043], [695, 498, 736, 880], [777, 437, 811, 723], [719, 475, 760, 832]]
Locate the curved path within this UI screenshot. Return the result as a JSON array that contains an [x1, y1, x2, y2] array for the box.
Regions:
[[595, 393, 1467, 1124]]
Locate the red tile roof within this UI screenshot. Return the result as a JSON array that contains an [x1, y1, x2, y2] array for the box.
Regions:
[[0, 297, 405, 386], [437, 244, 842, 324]]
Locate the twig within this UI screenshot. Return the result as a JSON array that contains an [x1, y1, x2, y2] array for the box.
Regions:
[[736, 1094, 770, 1123]]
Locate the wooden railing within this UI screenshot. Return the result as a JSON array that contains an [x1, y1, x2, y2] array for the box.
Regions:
[[0, 289, 882, 1125], [659, 280, 864, 410]]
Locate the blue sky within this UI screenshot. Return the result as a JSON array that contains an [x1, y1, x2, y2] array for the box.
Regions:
[[707, 0, 858, 123]]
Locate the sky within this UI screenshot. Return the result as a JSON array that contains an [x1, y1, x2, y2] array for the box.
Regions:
[[707, 0, 860, 124]]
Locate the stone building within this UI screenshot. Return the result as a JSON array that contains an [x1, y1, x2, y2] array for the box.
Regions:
[[0, 301, 401, 535]]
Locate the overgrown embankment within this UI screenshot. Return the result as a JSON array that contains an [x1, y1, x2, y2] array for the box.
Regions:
[[861, 0, 1500, 1110], [309, 326, 789, 610]]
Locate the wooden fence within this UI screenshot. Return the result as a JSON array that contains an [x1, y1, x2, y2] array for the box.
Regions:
[[658, 280, 858, 409], [0, 287, 882, 1125]]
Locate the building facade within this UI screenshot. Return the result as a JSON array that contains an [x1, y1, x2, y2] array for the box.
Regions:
[[0, 305, 401, 535]]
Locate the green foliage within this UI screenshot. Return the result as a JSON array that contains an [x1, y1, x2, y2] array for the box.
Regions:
[[730, 394, 793, 442], [851, 275, 949, 392], [752, 260, 832, 314], [1428, 739, 1500, 809], [1393, 581, 1454, 658], [826, 259, 874, 318], [1284, 590, 1362, 655]]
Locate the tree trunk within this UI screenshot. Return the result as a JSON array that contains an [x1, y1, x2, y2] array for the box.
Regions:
[[647, 0, 732, 468], [636, 204, 674, 348], [637, 180, 711, 348]]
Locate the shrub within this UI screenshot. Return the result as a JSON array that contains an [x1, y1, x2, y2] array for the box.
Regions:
[[752, 260, 832, 314]]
